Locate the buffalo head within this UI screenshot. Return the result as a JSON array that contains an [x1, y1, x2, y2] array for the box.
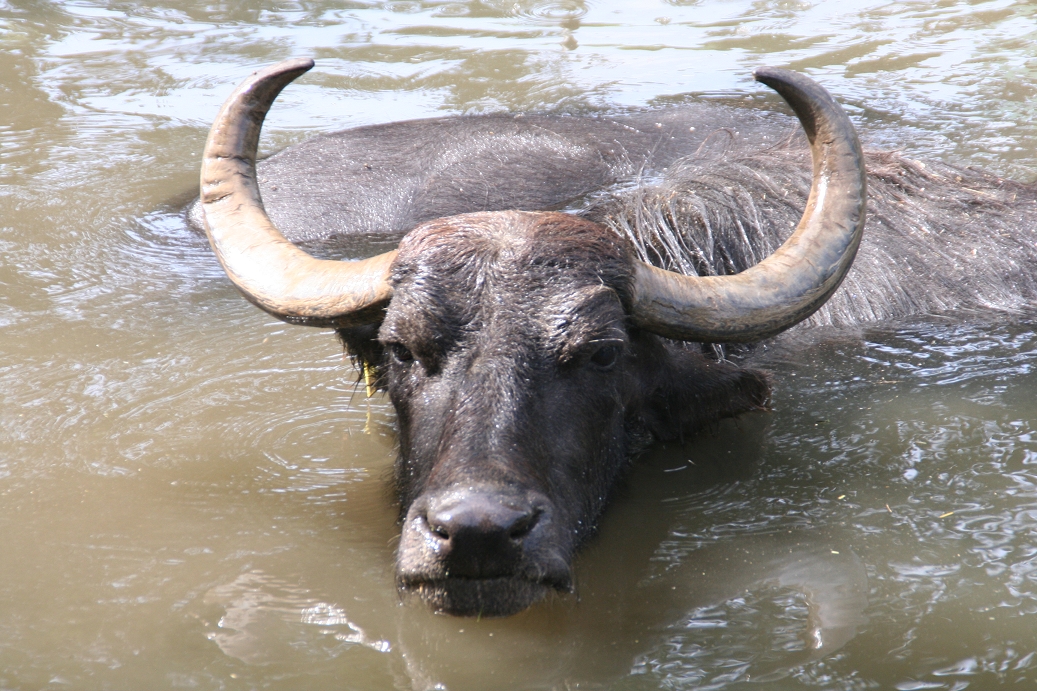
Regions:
[[199, 59, 865, 616]]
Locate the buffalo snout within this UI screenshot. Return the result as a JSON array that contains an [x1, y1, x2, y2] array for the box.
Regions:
[[425, 492, 541, 572], [398, 487, 572, 617]]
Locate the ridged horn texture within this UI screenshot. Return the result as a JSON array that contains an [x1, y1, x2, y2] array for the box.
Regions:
[[630, 66, 867, 343], [200, 57, 396, 328]]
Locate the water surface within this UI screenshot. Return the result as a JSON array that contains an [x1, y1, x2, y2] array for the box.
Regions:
[[2, 1, 1037, 689]]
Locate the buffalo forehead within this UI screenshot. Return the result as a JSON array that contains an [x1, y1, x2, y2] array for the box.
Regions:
[[385, 211, 632, 345], [385, 266, 628, 360]]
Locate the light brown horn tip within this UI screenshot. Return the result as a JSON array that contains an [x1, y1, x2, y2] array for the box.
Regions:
[[629, 67, 865, 343], [255, 57, 315, 81], [751, 67, 848, 144]]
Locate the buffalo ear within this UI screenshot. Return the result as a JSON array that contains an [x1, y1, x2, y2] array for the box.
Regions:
[[637, 340, 770, 442]]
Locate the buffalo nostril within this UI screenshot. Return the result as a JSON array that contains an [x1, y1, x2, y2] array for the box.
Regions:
[[423, 514, 451, 541], [508, 509, 540, 540], [423, 494, 539, 547]]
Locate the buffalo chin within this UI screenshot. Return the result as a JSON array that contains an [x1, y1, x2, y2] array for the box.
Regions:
[[406, 577, 555, 617]]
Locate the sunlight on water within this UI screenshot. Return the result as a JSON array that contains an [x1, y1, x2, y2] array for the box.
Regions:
[[2, 0, 1037, 688]]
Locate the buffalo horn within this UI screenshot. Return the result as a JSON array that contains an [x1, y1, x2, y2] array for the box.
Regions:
[[200, 58, 396, 327], [630, 67, 866, 342]]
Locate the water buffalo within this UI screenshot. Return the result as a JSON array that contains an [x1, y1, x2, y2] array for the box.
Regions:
[[197, 58, 1037, 617]]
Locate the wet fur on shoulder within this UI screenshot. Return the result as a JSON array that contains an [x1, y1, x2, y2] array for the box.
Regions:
[[587, 134, 1037, 329]]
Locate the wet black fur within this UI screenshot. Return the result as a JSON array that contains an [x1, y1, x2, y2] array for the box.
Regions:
[[591, 140, 1037, 329], [350, 210, 768, 615]]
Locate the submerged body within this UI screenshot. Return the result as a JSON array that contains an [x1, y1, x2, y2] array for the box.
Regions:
[[196, 60, 1037, 618]]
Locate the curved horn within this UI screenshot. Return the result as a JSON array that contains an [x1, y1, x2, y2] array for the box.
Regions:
[[200, 58, 396, 327], [630, 67, 866, 342]]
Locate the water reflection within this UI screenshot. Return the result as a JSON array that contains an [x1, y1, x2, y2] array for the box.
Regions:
[[195, 411, 871, 689], [200, 529, 867, 690], [205, 570, 392, 665]]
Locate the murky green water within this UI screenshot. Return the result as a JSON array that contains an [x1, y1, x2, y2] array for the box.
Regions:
[[2, 0, 1037, 689]]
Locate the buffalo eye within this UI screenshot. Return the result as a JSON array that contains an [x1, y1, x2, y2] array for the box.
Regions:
[[388, 342, 414, 364], [588, 342, 622, 370]]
